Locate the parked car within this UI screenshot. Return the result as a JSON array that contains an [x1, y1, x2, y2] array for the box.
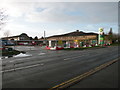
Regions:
[[0, 46, 5, 50], [18, 42, 28, 45]]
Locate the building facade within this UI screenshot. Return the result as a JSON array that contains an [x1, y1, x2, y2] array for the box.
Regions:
[[46, 30, 98, 47], [2, 33, 30, 41]]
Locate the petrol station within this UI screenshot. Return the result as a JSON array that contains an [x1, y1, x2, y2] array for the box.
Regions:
[[45, 29, 112, 50]]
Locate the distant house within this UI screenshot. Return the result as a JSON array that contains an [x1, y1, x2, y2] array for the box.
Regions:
[[1, 33, 30, 40], [1, 33, 31, 45]]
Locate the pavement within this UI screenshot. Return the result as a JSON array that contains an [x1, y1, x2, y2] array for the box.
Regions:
[[69, 61, 118, 88]]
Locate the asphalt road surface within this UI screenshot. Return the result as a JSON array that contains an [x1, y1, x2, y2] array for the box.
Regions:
[[70, 61, 118, 88], [1, 46, 119, 88]]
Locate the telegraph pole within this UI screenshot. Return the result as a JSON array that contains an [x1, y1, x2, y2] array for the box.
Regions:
[[44, 31, 45, 40], [44, 31, 46, 46]]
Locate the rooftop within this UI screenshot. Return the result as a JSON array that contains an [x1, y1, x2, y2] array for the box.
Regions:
[[47, 30, 98, 38]]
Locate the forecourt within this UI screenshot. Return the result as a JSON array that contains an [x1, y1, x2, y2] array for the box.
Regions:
[[2, 46, 119, 88]]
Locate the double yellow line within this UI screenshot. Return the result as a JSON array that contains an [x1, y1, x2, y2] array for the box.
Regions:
[[49, 58, 119, 89]]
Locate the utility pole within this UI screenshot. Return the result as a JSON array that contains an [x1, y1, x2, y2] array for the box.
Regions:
[[44, 31, 46, 46], [44, 31, 45, 40]]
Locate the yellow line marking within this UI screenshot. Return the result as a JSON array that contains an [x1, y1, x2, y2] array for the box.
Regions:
[[48, 58, 119, 90]]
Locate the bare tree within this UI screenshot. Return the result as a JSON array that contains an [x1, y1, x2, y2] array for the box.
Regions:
[[0, 8, 8, 30], [4, 30, 10, 37]]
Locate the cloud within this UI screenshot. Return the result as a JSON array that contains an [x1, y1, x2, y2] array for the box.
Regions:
[[46, 29, 69, 37], [23, 2, 118, 24], [1, 2, 118, 24], [33, 3, 118, 23], [82, 25, 96, 31], [0, 1, 118, 37], [1, 22, 69, 37], [1, 0, 119, 3], [3, 22, 40, 37]]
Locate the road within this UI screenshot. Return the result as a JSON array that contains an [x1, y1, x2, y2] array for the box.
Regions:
[[70, 61, 118, 88], [1, 46, 119, 88]]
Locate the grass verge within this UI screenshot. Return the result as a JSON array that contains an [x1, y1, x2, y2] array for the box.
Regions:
[[63, 46, 106, 50], [0, 50, 25, 56]]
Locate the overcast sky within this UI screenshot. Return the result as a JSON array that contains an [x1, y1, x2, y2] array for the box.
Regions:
[[0, 0, 119, 38]]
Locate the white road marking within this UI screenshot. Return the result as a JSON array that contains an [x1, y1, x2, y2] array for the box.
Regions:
[[9, 57, 33, 62], [63, 54, 86, 61], [40, 63, 44, 65], [1, 63, 44, 73], [9, 61, 15, 62], [39, 53, 46, 55], [64, 58, 70, 60]]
